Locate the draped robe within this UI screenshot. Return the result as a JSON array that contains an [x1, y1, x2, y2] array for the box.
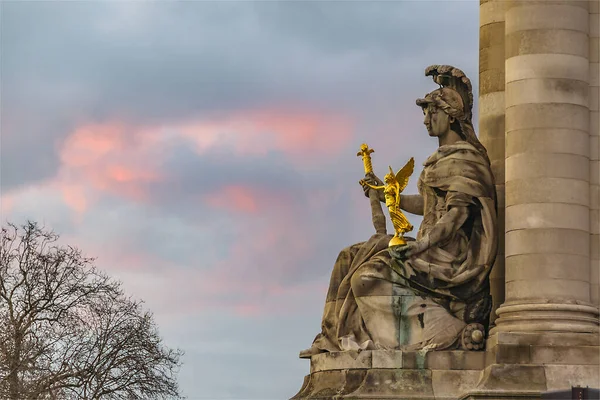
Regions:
[[309, 141, 497, 353]]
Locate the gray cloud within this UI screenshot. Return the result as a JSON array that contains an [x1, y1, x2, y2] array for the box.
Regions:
[[2, 1, 479, 191]]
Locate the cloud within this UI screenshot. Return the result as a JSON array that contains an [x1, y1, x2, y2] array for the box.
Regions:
[[1, 1, 482, 398]]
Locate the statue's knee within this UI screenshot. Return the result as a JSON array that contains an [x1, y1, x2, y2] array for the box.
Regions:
[[351, 266, 377, 297]]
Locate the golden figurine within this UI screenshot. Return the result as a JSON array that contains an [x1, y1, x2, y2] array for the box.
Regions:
[[365, 158, 415, 247]]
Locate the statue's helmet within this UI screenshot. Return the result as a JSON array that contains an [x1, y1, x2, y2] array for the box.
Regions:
[[416, 87, 467, 122]]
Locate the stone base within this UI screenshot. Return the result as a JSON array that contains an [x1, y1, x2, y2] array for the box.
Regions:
[[459, 332, 599, 400], [291, 349, 485, 400], [291, 333, 599, 399]]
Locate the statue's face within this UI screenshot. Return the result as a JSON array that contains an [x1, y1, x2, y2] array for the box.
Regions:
[[423, 103, 452, 138]]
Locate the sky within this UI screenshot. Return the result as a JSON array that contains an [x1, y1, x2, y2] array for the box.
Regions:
[[0, 1, 480, 398]]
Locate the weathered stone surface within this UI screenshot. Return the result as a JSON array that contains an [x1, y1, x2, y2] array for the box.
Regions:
[[427, 351, 486, 371], [432, 370, 481, 400], [311, 350, 371, 373], [350, 369, 434, 399], [371, 349, 403, 369], [544, 364, 600, 390], [530, 345, 600, 365], [475, 364, 547, 392]]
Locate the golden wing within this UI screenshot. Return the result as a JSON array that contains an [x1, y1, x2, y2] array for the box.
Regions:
[[394, 157, 415, 192]]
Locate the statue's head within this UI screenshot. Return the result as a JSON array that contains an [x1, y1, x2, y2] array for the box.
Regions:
[[415, 65, 489, 161], [417, 87, 465, 138]]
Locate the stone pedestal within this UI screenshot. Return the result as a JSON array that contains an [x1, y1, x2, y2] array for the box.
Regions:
[[292, 334, 599, 400], [291, 350, 485, 400], [460, 332, 599, 400]]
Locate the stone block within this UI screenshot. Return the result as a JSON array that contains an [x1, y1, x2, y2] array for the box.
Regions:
[[505, 5, 589, 34], [479, 114, 505, 142], [479, 67, 505, 95], [480, 22, 506, 49], [479, 135, 505, 163], [508, 0, 589, 10], [487, 332, 600, 348], [591, 62, 600, 86], [591, 233, 599, 259], [591, 283, 599, 306], [480, 1, 506, 27], [506, 54, 589, 82], [506, 103, 589, 133], [505, 254, 590, 282], [506, 30, 588, 59], [506, 153, 589, 182], [402, 351, 428, 370], [591, 37, 599, 63], [350, 369, 434, 398], [505, 177, 590, 207], [427, 351, 486, 371], [592, 12, 600, 39], [475, 364, 547, 392], [505, 228, 590, 257], [592, 111, 599, 136], [506, 78, 588, 108], [371, 349, 403, 369], [591, 86, 599, 111], [506, 279, 591, 302], [310, 350, 371, 373], [530, 346, 600, 365], [432, 370, 481, 400], [544, 364, 600, 391], [506, 129, 590, 159], [486, 344, 531, 365], [592, 136, 599, 161], [505, 203, 590, 232], [298, 370, 348, 398]]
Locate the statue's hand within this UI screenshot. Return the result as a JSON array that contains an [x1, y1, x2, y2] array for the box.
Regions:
[[390, 240, 428, 260], [360, 173, 385, 201]]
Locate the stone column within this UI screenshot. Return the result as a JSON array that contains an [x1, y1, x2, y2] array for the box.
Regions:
[[492, 0, 599, 334], [479, 0, 506, 326], [590, 0, 600, 308]]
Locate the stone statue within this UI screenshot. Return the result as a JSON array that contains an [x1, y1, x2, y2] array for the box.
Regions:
[[299, 65, 497, 358]]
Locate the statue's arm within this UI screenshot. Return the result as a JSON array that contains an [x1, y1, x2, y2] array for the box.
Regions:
[[399, 194, 424, 216], [420, 205, 469, 249]]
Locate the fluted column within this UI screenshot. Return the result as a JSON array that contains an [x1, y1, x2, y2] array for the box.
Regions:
[[492, 0, 599, 333], [479, 0, 506, 326]]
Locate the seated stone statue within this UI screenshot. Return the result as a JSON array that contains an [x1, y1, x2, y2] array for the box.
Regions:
[[300, 65, 497, 358]]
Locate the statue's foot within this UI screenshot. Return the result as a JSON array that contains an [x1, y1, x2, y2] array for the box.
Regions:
[[459, 322, 486, 351], [299, 346, 325, 359]]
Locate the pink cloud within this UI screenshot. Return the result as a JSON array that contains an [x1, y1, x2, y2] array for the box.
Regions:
[[204, 185, 260, 214], [49, 107, 353, 216], [178, 109, 354, 162]]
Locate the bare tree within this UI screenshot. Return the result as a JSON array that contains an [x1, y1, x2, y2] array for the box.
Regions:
[[0, 221, 184, 400]]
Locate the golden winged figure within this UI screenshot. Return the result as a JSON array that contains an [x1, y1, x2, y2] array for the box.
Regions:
[[365, 157, 415, 246]]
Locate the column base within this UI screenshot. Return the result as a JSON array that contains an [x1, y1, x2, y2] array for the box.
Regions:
[[490, 301, 599, 335]]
